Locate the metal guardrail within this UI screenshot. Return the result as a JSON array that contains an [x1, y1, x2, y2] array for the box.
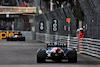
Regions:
[[36, 33, 100, 58], [36, 33, 78, 50], [36, 33, 100, 59], [36, 33, 45, 42], [80, 38, 100, 58]]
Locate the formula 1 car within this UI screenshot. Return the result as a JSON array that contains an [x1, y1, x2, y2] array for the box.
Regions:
[[7, 34, 25, 41], [37, 42, 77, 63]]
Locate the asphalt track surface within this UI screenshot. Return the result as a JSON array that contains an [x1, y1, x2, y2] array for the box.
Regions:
[[0, 40, 100, 67]]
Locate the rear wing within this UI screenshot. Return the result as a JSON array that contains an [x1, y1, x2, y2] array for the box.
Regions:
[[47, 43, 67, 47]]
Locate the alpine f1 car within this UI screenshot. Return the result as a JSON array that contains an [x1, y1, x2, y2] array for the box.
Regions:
[[7, 34, 25, 41], [37, 42, 77, 63]]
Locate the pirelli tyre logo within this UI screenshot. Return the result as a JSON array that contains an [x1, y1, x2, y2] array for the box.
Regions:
[[0, 31, 19, 39]]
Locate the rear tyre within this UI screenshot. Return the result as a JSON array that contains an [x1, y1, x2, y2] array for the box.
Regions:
[[37, 50, 46, 63], [19, 37, 25, 41], [23, 37, 25, 41], [68, 50, 77, 63], [7, 38, 9, 41]]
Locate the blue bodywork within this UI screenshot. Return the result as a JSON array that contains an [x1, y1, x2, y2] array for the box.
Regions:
[[10, 34, 22, 38], [11, 35, 15, 38]]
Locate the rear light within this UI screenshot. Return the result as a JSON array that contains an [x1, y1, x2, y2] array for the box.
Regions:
[[56, 50, 58, 53]]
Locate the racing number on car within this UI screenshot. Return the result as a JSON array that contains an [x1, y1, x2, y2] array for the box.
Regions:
[[39, 21, 44, 31], [52, 19, 58, 32]]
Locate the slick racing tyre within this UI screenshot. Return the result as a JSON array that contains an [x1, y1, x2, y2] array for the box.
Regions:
[[68, 50, 77, 63], [7, 38, 9, 41], [19, 37, 25, 41], [37, 50, 46, 63], [22, 37, 25, 41]]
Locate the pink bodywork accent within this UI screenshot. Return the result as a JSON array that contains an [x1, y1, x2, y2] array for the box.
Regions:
[[50, 48, 64, 53], [15, 35, 19, 38]]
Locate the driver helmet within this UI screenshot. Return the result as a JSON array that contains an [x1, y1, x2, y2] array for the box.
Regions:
[[80, 28, 83, 31]]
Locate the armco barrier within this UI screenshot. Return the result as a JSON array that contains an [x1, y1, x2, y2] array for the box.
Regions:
[[36, 33, 45, 42], [36, 32, 78, 50], [20, 31, 32, 40], [36, 33, 100, 58], [80, 38, 100, 58]]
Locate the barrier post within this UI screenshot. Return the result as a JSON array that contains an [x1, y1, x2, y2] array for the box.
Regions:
[[77, 34, 79, 52], [66, 18, 70, 49]]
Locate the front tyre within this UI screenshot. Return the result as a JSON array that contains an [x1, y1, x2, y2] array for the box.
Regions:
[[68, 50, 77, 63], [37, 50, 46, 63]]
